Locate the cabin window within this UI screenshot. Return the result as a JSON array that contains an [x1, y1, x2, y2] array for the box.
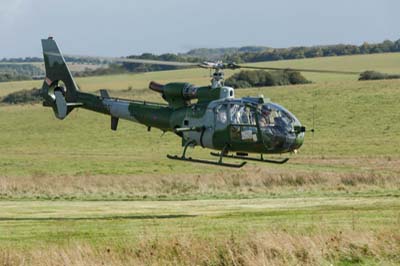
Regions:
[[229, 104, 258, 143], [230, 104, 256, 125], [215, 104, 227, 124]]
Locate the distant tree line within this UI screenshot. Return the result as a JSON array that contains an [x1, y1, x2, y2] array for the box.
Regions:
[[185, 46, 269, 60], [0, 56, 102, 64], [0, 64, 43, 75], [223, 39, 400, 63], [121, 39, 400, 72], [0, 64, 44, 82], [0, 57, 42, 63], [1, 38, 400, 79], [74, 64, 128, 77], [2, 39, 400, 66]]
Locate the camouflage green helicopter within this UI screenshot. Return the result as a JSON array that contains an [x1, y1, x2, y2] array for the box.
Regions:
[[41, 37, 358, 168]]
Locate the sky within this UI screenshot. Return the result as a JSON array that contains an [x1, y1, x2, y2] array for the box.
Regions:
[[0, 0, 399, 58]]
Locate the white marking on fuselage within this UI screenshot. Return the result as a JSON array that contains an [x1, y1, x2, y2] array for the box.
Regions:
[[103, 99, 138, 122]]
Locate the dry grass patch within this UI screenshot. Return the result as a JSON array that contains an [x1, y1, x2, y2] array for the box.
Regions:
[[1, 157, 399, 200], [1, 230, 399, 266]]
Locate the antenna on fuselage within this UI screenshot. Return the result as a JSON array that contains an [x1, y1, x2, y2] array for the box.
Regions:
[[311, 87, 316, 156]]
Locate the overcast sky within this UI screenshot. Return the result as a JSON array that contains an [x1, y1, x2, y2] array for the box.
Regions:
[[0, 0, 399, 58]]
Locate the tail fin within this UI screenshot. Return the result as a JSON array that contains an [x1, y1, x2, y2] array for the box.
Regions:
[[41, 37, 81, 119]]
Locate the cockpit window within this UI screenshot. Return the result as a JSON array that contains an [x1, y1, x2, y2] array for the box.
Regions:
[[230, 104, 256, 125], [258, 103, 298, 131], [256, 102, 303, 151]]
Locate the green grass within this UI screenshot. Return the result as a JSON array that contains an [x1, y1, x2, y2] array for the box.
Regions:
[[0, 79, 399, 178], [0, 53, 400, 265], [0, 197, 398, 246], [0, 197, 399, 265]]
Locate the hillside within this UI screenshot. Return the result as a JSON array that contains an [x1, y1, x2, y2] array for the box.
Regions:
[[1, 38, 399, 83], [248, 52, 400, 82], [1, 52, 400, 99], [0, 71, 399, 176], [0, 52, 399, 265]]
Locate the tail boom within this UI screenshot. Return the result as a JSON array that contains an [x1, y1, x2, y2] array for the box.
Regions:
[[41, 37, 174, 132]]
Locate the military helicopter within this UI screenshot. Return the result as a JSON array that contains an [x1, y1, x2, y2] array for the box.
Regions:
[[41, 37, 359, 168]]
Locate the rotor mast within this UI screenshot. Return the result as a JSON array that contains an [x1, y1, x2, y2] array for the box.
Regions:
[[199, 61, 228, 89], [211, 60, 226, 88]]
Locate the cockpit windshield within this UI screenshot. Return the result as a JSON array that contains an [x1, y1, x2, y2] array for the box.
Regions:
[[257, 102, 302, 152], [258, 103, 299, 131]]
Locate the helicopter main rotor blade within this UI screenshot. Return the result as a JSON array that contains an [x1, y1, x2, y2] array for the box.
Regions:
[[232, 64, 360, 75], [62, 54, 199, 67], [3, 53, 362, 75]]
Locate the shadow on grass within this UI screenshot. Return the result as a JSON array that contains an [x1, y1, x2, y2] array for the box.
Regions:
[[0, 214, 196, 221]]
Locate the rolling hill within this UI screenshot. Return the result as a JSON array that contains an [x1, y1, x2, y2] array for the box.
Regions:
[[0, 52, 399, 265]]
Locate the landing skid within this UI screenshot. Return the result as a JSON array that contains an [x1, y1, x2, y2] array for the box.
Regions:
[[166, 154, 246, 168], [167, 141, 246, 168], [210, 152, 289, 164]]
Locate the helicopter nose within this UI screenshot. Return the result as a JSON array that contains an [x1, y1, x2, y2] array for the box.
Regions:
[[289, 125, 305, 151], [284, 132, 304, 153], [292, 132, 305, 150]]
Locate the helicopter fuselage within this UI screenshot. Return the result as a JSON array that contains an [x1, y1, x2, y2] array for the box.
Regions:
[[97, 85, 304, 155]]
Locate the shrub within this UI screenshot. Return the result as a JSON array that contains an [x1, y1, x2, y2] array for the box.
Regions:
[[359, 71, 400, 80], [1, 88, 42, 104], [225, 70, 310, 88]]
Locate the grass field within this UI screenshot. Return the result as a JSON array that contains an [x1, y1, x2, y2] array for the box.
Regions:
[[0, 53, 400, 265], [1, 197, 399, 265]]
